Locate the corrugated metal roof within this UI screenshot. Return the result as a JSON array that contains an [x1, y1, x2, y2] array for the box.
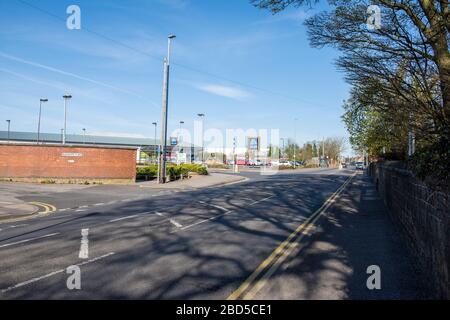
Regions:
[[0, 131, 199, 148]]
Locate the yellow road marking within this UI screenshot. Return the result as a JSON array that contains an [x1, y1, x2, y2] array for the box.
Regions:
[[29, 201, 57, 215], [227, 173, 355, 300]]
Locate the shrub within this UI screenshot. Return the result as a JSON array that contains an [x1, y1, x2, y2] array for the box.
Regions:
[[136, 165, 158, 180], [180, 164, 208, 175], [41, 179, 56, 184]]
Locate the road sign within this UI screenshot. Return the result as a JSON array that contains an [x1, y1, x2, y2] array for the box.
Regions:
[[248, 137, 259, 151]]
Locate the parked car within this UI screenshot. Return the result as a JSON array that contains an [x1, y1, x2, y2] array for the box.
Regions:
[[355, 162, 365, 170]]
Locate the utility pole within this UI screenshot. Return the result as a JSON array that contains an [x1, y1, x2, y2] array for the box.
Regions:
[[158, 35, 176, 184], [37, 98, 48, 143], [62, 94, 72, 145], [6, 120, 11, 143]]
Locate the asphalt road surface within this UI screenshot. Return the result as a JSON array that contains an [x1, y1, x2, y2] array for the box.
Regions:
[[0, 168, 428, 299]]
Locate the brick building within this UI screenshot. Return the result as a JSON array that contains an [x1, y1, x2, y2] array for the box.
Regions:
[[0, 143, 137, 183]]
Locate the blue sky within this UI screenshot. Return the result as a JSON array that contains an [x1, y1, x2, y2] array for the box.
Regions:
[[0, 0, 350, 147]]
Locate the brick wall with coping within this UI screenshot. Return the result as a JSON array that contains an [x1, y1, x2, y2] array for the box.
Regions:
[[0, 144, 137, 182], [369, 162, 450, 299]]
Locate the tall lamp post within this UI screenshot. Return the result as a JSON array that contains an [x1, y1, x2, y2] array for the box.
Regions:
[[179, 120, 184, 143], [82, 128, 86, 144], [152, 122, 157, 161], [197, 113, 205, 163], [158, 34, 176, 184], [62, 94, 72, 144], [37, 98, 48, 144], [6, 120, 11, 143]]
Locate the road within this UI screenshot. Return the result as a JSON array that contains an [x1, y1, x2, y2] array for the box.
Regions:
[[0, 168, 428, 299]]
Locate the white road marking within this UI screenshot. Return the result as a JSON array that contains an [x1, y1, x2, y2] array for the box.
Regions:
[[79, 205, 88, 208], [175, 194, 276, 233], [78, 228, 89, 259], [169, 219, 183, 228], [109, 214, 140, 223], [1, 252, 115, 293], [250, 195, 275, 206], [7, 224, 29, 229], [198, 201, 230, 212], [59, 209, 68, 212], [94, 203, 104, 206], [176, 212, 230, 232], [155, 212, 165, 217], [75, 209, 86, 212], [0, 233, 60, 249]]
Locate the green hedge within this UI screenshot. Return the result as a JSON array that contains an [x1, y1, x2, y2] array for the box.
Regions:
[[136, 165, 158, 180], [136, 164, 208, 181], [179, 164, 208, 175]]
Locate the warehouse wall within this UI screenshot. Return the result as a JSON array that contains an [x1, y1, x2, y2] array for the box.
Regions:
[[0, 144, 137, 182]]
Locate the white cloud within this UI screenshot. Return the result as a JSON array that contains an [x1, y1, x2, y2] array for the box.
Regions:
[[195, 84, 251, 100]]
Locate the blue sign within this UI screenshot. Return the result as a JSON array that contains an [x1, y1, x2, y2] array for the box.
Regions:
[[248, 137, 259, 150], [171, 137, 178, 146]]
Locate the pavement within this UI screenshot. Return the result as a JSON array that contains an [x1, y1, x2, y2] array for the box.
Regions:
[[138, 172, 246, 189], [0, 168, 430, 299]]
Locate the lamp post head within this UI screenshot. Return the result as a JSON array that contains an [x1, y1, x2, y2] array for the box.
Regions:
[[197, 113, 205, 117], [168, 34, 176, 40], [40, 98, 48, 103], [180, 121, 184, 124], [152, 122, 157, 126], [63, 95, 72, 99]]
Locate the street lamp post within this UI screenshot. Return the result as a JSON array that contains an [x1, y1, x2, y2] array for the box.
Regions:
[[197, 113, 205, 163], [280, 138, 285, 159], [37, 99, 48, 144], [158, 34, 176, 184], [6, 120, 11, 143], [82, 128, 86, 144], [152, 122, 157, 161], [179, 120, 184, 143], [62, 94, 72, 144]]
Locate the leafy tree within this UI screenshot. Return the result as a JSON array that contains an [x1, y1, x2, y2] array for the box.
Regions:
[[252, 0, 450, 188]]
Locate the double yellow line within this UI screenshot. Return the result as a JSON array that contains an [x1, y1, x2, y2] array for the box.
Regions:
[[227, 173, 356, 300], [29, 201, 57, 215]]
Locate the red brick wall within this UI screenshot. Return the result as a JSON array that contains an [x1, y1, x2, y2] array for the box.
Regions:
[[0, 144, 136, 180]]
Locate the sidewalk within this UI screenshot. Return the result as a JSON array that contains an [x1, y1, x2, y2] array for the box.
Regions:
[[253, 173, 430, 299], [138, 172, 246, 190]]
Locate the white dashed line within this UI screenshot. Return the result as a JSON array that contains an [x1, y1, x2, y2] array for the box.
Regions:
[[0, 233, 60, 249], [250, 195, 275, 206], [1, 252, 115, 293], [198, 201, 230, 212], [169, 219, 183, 228], [109, 214, 140, 223], [94, 203, 105, 206]]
